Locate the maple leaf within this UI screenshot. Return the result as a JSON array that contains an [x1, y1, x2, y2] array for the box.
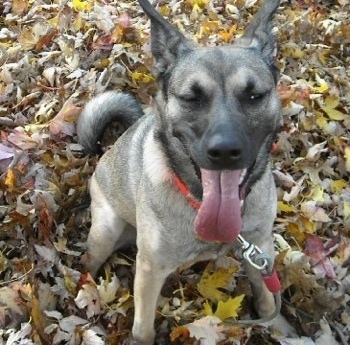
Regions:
[[49, 99, 81, 136], [72, 0, 92, 12], [185, 316, 225, 345], [97, 274, 120, 305], [81, 329, 105, 345], [330, 179, 348, 194], [75, 281, 101, 318], [7, 127, 43, 150], [203, 294, 245, 321], [5, 322, 34, 345], [197, 262, 238, 303], [300, 201, 331, 223], [305, 235, 338, 279], [320, 95, 345, 121]]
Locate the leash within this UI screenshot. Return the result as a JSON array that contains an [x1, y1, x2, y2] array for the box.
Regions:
[[172, 173, 282, 325], [224, 235, 282, 326]]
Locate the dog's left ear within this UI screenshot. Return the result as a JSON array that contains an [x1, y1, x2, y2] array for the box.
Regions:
[[234, 0, 280, 68], [138, 0, 192, 76]]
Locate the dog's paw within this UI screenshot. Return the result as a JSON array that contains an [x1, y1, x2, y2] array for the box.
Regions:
[[265, 314, 298, 338]]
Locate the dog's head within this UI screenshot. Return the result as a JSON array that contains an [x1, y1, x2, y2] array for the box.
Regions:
[[139, 0, 281, 242]]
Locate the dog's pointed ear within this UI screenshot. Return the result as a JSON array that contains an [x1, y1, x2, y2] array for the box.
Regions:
[[138, 0, 192, 76], [234, 0, 280, 65]]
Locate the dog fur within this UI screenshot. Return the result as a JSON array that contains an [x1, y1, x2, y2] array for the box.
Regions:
[[77, 0, 291, 343]]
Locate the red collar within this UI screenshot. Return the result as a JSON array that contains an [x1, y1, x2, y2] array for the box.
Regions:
[[172, 174, 201, 210], [172, 142, 278, 211]]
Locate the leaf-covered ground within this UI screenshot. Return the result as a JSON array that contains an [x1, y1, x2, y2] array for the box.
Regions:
[[0, 0, 350, 344]]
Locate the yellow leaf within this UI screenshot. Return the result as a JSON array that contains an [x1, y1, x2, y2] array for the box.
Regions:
[[286, 222, 306, 244], [343, 200, 350, 220], [73, 12, 84, 31], [188, 0, 208, 8], [5, 169, 16, 190], [219, 25, 237, 43], [159, 4, 171, 17], [311, 73, 328, 93], [311, 185, 324, 202], [203, 300, 214, 315], [322, 108, 345, 121], [131, 71, 154, 85], [317, 50, 329, 65], [72, 0, 92, 12], [321, 95, 345, 120], [331, 179, 348, 194], [214, 295, 245, 320], [197, 262, 238, 303], [316, 115, 328, 130], [283, 47, 304, 59], [324, 95, 339, 108], [300, 216, 316, 234], [277, 201, 294, 213], [49, 15, 59, 28], [344, 147, 350, 172]]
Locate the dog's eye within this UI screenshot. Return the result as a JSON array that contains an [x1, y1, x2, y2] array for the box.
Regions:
[[178, 94, 201, 103], [177, 83, 206, 105], [177, 92, 205, 105], [249, 93, 265, 101]]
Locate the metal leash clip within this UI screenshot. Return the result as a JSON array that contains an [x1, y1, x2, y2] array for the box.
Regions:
[[224, 235, 282, 326], [236, 235, 272, 273], [236, 235, 281, 294]]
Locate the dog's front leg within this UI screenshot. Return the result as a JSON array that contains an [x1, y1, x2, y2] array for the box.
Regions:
[[242, 170, 296, 336], [242, 236, 295, 336], [132, 250, 171, 345], [242, 233, 276, 317]]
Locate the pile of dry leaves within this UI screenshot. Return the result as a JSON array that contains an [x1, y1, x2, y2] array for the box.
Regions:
[[0, 0, 349, 344]]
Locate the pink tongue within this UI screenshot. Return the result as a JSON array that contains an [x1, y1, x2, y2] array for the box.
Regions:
[[194, 169, 242, 243]]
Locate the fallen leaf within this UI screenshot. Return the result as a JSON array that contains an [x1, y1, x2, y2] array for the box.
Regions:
[[321, 95, 346, 121], [97, 274, 120, 305], [305, 235, 338, 279], [185, 316, 225, 345], [203, 294, 245, 320], [197, 262, 237, 303], [343, 146, 350, 172], [72, 0, 92, 12], [75, 281, 101, 318], [49, 99, 81, 136], [12, 0, 28, 15], [300, 201, 331, 222]]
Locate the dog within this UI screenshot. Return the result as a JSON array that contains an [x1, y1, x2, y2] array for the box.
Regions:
[[77, 0, 287, 343]]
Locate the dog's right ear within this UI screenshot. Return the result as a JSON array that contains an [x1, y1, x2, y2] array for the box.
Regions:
[[234, 0, 280, 74], [138, 0, 192, 76]]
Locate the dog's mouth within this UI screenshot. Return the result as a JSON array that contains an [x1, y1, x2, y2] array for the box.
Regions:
[[194, 167, 251, 243]]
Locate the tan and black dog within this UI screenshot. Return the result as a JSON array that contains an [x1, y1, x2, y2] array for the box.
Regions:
[[77, 0, 291, 343]]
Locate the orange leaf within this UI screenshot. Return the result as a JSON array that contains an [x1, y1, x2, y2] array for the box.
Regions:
[[5, 169, 16, 191], [170, 325, 190, 342]]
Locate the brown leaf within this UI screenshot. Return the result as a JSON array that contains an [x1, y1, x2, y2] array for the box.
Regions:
[[12, 0, 28, 15], [49, 100, 81, 136]]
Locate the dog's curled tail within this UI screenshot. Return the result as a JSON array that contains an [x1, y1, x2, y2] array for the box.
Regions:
[[77, 91, 144, 154]]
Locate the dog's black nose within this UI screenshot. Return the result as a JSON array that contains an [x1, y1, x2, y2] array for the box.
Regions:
[[207, 134, 243, 164]]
